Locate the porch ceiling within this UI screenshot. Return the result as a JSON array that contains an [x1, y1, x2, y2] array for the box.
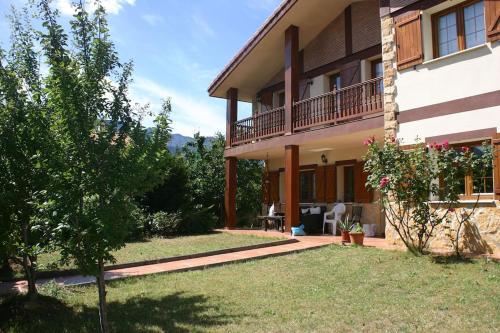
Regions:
[[227, 121, 384, 160], [208, 0, 365, 102]]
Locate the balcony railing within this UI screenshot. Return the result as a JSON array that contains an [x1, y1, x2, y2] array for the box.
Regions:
[[230, 77, 383, 146]]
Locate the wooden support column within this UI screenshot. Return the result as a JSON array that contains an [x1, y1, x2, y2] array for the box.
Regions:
[[284, 25, 299, 135], [225, 157, 237, 229], [285, 145, 299, 231], [226, 88, 238, 148]]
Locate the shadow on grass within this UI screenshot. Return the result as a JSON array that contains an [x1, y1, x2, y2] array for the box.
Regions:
[[1, 291, 238, 332], [430, 255, 475, 265]]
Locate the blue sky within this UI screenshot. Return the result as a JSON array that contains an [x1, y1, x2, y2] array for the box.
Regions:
[[0, 0, 281, 136]]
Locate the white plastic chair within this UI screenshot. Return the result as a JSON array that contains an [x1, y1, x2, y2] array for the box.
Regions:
[[323, 203, 346, 235]]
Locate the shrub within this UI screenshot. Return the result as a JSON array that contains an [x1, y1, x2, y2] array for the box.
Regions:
[[149, 211, 183, 237], [179, 205, 217, 235]]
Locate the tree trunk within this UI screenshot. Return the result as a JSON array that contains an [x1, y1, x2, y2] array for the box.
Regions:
[[1, 257, 13, 279], [23, 254, 38, 300], [97, 259, 109, 333]]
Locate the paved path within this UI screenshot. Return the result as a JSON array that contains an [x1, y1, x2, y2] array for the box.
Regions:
[[4, 230, 494, 296], [0, 233, 338, 295]]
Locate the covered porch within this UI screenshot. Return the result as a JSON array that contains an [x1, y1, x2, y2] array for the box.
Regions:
[[224, 126, 386, 236]]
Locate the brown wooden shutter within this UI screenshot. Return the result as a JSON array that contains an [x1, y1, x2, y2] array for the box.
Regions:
[[340, 61, 361, 86], [395, 11, 423, 70], [270, 171, 280, 203], [262, 173, 270, 204], [315, 166, 325, 202], [485, 0, 500, 42], [354, 161, 373, 203], [325, 165, 337, 203], [493, 134, 500, 200]]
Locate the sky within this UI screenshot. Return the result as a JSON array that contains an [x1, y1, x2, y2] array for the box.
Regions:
[[0, 0, 282, 136]]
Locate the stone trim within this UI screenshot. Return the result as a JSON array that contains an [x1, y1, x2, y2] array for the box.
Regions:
[[381, 15, 398, 140]]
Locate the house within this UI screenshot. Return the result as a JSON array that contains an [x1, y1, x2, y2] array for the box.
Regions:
[[208, 0, 500, 252]]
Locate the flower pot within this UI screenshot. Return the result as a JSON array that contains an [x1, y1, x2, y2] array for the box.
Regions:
[[349, 232, 364, 245], [341, 230, 351, 243]]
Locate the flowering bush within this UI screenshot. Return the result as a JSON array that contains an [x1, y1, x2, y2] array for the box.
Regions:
[[363, 137, 493, 255]]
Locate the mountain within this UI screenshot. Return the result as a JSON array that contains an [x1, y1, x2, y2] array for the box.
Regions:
[[168, 133, 195, 153]]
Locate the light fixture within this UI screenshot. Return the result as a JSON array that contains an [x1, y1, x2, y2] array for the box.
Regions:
[[321, 154, 328, 165]]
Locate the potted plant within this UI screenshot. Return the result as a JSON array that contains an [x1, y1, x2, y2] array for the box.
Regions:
[[349, 223, 364, 245], [338, 215, 354, 243]]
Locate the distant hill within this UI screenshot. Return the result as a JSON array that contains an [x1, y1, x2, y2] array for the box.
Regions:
[[168, 133, 195, 153], [145, 129, 214, 153]]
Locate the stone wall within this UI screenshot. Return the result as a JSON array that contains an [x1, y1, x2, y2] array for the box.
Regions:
[[385, 202, 500, 255], [380, 14, 398, 140]]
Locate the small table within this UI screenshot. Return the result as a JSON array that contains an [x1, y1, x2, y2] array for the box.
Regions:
[[256, 215, 285, 232]]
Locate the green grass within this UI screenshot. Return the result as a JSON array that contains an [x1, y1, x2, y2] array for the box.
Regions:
[[1, 245, 499, 332], [9, 233, 284, 277]]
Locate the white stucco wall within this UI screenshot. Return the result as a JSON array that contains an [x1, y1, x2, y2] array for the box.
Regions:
[[396, 43, 500, 112]]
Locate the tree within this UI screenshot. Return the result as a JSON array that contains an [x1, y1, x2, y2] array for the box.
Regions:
[[363, 136, 493, 255], [37, 1, 171, 331], [0, 7, 53, 299], [182, 133, 263, 227]]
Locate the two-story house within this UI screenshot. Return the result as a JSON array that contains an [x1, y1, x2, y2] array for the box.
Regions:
[[208, 0, 499, 253]]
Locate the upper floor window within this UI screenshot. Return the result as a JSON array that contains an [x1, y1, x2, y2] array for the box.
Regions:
[[278, 91, 285, 107], [371, 59, 383, 79], [329, 73, 341, 91], [432, 0, 485, 58]]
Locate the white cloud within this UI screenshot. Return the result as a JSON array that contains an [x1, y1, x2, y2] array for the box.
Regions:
[[191, 13, 215, 38], [55, 0, 136, 16], [141, 14, 164, 26], [130, 76, 225, 136]]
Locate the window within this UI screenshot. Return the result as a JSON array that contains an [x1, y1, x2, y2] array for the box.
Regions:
[[371, 59, 383, 79], [432, 0, 485, 58], [440, 142, 494, 199], [300, 170, 315, 202], [343, 166, 355, 203], [329, 73, 341, 91], [278, 91, 285, 107]]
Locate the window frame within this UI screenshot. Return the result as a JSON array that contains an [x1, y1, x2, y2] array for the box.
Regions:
[[370, 58, 383, 79], [329, 73, 341, 91], [440, 140, 495, 201], [431, 0, 485, 59]]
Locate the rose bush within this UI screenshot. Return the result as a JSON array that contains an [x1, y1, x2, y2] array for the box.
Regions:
[[363, 137, 493, 255]]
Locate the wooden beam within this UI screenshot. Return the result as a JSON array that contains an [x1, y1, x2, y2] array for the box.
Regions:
[[285, 145, 299, 231], [284, 25, 299, 135], [225, 157, 237, 229], [226, 88, 238, 148], [345, 5, 353, 56]]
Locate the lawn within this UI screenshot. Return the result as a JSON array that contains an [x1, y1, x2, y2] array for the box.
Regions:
[[1, 245, 499, 332], [7, 232, 284, 278]]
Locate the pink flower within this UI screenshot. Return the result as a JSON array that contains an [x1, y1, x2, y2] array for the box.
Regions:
[[380, 176, 390, 188], [363, 135, 375, 146], [448, 208, 455, 212], [442, 140, 449, 150], [461, 146, 470, 153], [434, 143, 442, 151]]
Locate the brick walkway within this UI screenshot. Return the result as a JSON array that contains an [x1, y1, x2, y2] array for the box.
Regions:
[[1, 231, 350, 295], [8, 229, 495, 296]]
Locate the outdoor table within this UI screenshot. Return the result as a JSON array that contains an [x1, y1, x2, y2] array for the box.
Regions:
[[256, 214, 285, 232]]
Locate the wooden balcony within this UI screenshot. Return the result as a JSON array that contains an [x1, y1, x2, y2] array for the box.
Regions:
[[230, 77, 383, 146]]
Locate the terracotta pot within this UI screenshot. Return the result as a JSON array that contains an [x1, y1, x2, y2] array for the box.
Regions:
[[341, 230, 351, 243], [349, 232, 364, 245]]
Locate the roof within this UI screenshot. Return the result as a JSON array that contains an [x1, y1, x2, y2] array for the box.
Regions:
[[208, 0, 359, 102]]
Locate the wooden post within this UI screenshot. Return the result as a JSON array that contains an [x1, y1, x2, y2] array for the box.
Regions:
[[226, 88, 238, 148], [285, 145, 299, 231], [284, 25, 299, 135], [225, 157, 237, 229]]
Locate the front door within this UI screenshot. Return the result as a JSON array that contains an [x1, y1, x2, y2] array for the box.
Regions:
[[344, 165, 355, 203]]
